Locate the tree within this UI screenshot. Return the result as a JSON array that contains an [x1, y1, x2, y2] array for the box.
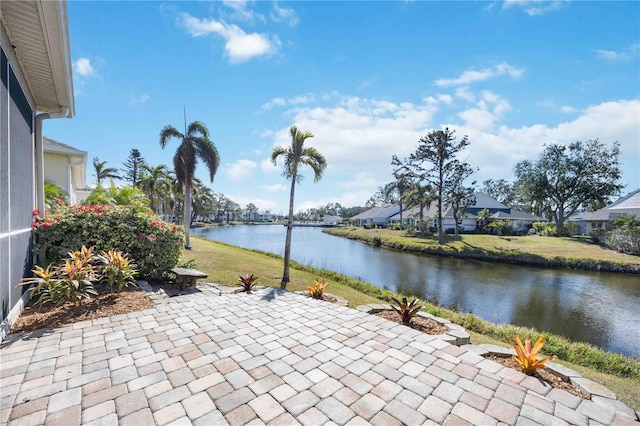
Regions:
[[139, 164, 171, 214], [513, 139, 623, 234], [271, 126, 327, 289], [160, 121, 220, 249], [92, 157, 120, 185], [446, 163, 476, 237], [482, 179, 516, 207], [121, 149, 147, 187], [401, 182, 435, 233], [245, 203, 259, 221], [366, 182, 400, 207], [393, 128, 472, 244]]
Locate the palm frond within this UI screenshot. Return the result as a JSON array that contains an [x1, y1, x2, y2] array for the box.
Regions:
[[159, 125, 183, 148], [193, 137, 220, 182]]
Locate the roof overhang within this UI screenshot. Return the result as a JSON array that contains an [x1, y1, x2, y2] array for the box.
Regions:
[[1, 0, 74, 116]]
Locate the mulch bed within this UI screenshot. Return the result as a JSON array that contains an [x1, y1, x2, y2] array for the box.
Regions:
[[374, 310, 450, 335], [11, 285, 155, 333], [485, 354, 589, 399]]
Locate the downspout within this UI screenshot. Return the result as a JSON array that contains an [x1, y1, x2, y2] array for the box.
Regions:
[[67, 159, 84, 205], [35, 107, 69, 214]]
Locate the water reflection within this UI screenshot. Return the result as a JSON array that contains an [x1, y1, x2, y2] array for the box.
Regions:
[[192, 225, 640, 357]]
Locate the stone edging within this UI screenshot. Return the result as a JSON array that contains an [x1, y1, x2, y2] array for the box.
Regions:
[[465, 344, 639, 420], [355, 304, 471, 346]]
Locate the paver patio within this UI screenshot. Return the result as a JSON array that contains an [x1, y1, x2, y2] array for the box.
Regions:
[[1, 284, 638, 425]]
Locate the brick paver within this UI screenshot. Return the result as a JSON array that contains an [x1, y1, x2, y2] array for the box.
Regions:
[[1, 284, 637, 425]]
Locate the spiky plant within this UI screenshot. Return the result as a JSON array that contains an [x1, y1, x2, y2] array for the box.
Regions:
[[306, 278, 330, 299], [390, 297, 422, 324], [238, 274, 258, 292], [511, 336, 556, 375]]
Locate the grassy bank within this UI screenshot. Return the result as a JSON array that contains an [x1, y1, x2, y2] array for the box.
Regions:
[[324, 227, 640, 273], [184, 236, 640, 409]]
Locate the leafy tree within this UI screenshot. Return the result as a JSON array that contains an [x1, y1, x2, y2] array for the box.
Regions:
[[44, 179, 68, 210], [84, 181, 150, 211], [366, 182, 400, 207], [160, 121, 220, 249], [92, 157, 119, 185], [513, 139, 623, 234], [446, 162, 476, 237], [245, 203, 259, 220], [401, 182, 435, 233], [482, 179, 516, 207], [476, 208, 492, 233], [271, 126, 327, 289], [393, 128, 473, 244], [121, 149, 147, 187], [139, 164, 171, 215]]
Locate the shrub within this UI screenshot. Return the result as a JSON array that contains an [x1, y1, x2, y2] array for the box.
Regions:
[[372, 236, 382, 246], [96, 250, 137, 292], [605, 226, 640, 255], [33, 204, 183, 279], [306, 278, 330, 299]]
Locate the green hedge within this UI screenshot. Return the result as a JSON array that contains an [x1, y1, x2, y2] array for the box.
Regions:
[[33, 204, 183, 279]]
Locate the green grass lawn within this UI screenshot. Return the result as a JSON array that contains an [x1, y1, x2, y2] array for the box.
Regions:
[[325, 227, 640, 269], [183, 236, 640, 410]]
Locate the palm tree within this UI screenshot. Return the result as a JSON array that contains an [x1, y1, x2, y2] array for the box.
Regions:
[[92, 157, 120, 185], [139, 164, 171, 214], [160, 121, 220, 249], [402, 182, 436, 233], [271, 126, 327, 289]]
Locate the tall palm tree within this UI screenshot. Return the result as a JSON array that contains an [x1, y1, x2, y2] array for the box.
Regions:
[[92, 157, 120, 185], [271, 126, 327, 289], [402, 182, 436, 233], [160, 121, 220, 249]]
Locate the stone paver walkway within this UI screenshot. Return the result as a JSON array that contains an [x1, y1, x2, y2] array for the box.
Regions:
[[1, 284, 638, 425]]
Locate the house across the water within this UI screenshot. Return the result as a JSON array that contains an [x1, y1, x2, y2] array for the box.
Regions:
[[352, 192, 541, 233], [569, 188, 640, 235]]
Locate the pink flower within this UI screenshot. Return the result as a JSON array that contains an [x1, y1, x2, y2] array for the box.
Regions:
[[138, 234, 146, 241], [148, 234, 157, 242], [32, 209, 40, 217]]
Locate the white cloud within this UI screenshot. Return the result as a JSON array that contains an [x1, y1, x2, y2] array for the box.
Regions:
[[220, 0, 265, 23], [271, 3, 299, 27], [268, 95, 440, 176], [435, 63, 524, 87], [595, 44, 639, 61], [437, 94, 453, 105], [262, 183, 288, 193], [130, 94, 149, 105], [74, 58, 95, 77], [560, 105, 577, 113], [226, 159, 257, 181], [260, 157, 279, 173], [178, 12, 280, 63], [502, 0, 566, 16], [452, 99, 640, 188], [262, 97, 286, 110]]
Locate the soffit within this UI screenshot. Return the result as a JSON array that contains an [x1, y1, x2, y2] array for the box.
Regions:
[[1, 0, 74, 115]]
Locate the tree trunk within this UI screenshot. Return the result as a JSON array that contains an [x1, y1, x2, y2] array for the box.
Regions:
[[281, 176, 296, 289], [184, 182, 192, 249]]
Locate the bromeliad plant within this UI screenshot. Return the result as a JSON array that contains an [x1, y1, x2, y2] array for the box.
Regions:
[[391, 296, 422, 324], [237, 274, 259, 292], [96, 250, 138, 292], [511, 335, 556, 375], [306, 278, 330, 299]]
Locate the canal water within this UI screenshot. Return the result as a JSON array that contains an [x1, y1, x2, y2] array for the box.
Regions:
[[191, 225, 640, 358]]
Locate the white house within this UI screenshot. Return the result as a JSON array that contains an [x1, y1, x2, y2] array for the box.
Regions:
[[43, 137, 88, 205], [1, 0, 75, 340], [386, 192, 513, 231], [570, 188, 640, 235], [350, 204, 402, 227]]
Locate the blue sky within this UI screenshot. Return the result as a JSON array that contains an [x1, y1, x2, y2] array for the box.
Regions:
[[46, 1, 640, 215]]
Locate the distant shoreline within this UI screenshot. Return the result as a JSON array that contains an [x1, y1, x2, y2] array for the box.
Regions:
[[324, 227, 640, 274]]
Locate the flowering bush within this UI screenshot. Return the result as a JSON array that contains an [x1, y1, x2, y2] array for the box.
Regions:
[[33, 204, 183, 279]]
